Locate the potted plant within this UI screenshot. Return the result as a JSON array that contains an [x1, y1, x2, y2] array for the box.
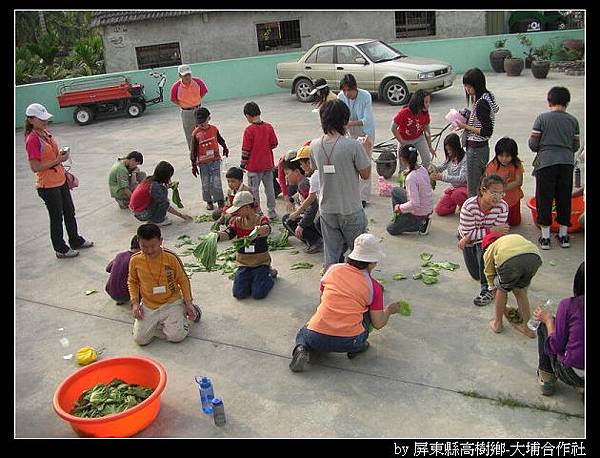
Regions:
[[531, 42, 553, 79], [517, 33, 534, 68], [504, 57, 524, 76], [489, 39, 512, 73]]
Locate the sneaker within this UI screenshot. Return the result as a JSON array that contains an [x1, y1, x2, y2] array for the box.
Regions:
[[556, 234, 570, 248], [155, 217, 172, 227], [268, 210, 278, 220], [537, 370, 557, 396], [473, 290, 494, 306], [305, 240, 323, 254], [289, 345, 310, 372], [206, 202, 214, 211], [76, 240, 94, 249], [192, 304, 202, 323], [419, 217, 431, 236], [56, 248, 79, 259], [347, 341, 370, 360], [270, 268, 278, 280], [538, 237, 551, 250]]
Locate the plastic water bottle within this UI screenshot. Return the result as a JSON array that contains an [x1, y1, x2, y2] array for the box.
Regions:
[[211, 398, 226, 426], [195, 376, 214, 415], [527, 299, 553, 331]]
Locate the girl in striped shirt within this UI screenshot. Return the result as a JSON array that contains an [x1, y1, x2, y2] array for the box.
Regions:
[[458, 175, 509, 306]]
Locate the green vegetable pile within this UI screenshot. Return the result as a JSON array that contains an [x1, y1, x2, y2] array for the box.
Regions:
[[392, 273, 407, 280], [506, 307, 522, 324], [170, 181, 184, 208], [290, 262, 313, 270], [194, 215, 215, 224], [411, 252, 460, 286], [193, 232, 219, 270], [70, 378, 153, 418]]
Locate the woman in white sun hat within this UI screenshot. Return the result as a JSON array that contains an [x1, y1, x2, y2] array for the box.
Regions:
[[289, 233, 402, 372], [23, 103, 93, 259]]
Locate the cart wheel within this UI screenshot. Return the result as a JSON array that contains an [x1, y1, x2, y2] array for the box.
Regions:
[[127, 102, 144, 118], [375, 151, 397, 179], [73, 107, 94, 126]]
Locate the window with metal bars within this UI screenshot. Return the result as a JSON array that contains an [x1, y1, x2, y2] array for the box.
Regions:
[[135, 42, 182, 70], [395, 11, 436, 38], [256, 20, 301, 52]]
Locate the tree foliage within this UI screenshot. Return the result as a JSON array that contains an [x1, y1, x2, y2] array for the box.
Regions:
[[15, 11, 105, 85]]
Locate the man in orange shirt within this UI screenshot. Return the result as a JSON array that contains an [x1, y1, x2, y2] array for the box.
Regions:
[[170, 64, 209, 154]]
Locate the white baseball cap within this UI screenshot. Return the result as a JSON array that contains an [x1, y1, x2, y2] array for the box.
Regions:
[[348, 233, 384, 263], [26, 103, 53, 120], [178, 64, 192, 76], [226, 191, 255, 214]]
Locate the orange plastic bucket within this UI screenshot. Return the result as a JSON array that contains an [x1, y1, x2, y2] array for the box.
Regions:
[[526, 195, 584, 233], [53, 356, 167, 437]]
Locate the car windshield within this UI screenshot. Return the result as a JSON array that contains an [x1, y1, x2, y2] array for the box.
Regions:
[[357, 41, 406, 63]]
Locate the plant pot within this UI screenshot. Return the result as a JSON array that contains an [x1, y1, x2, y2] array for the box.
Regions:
[[525, 56, 534, 69], [531, 60, 550, 79], [504, 58, 524, 76], [489, 49, 512, 73], [562, 39, 584, 51]]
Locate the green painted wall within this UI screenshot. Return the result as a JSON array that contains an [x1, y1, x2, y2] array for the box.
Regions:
[[390, 29, 584, 75], [15, 30, 583, 128]]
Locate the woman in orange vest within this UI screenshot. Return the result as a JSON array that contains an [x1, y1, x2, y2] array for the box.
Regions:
[[289, 233, 402, 372], [24, 103, 93, 258]]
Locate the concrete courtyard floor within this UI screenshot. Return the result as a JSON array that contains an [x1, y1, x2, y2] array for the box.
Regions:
[[15, 71, 585, 438]]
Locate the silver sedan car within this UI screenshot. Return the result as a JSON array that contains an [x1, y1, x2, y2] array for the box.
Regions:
[[276, 39, 456, 105]]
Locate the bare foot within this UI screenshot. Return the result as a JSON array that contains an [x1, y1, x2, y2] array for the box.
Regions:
[[512, 322, 536, 338], [489, 319, 503, 334]]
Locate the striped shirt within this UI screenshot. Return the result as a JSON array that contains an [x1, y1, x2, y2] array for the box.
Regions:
[[458, 196, 508, 244], [466, 92, 499, 143]]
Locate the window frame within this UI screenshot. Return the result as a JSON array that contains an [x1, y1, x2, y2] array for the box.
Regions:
[[135, 42, 182, 70]]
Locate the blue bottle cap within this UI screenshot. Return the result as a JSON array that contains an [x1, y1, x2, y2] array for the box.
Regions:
[[211, 397, 223, 406]]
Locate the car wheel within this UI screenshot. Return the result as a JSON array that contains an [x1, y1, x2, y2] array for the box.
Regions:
[[294, 78, 315, 103], [382, 79, 410, 106], [73, 106, 94, 126], [127, 102, 144, 118]]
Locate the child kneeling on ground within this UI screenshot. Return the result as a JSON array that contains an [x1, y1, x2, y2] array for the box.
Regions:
[[289, 233, 401, 372], [281, 148, 323, 254], [105, 234, 140, 305], [128, 223, 201, 346], [534, 262, 584, 398], [215, 191, 277, 300]]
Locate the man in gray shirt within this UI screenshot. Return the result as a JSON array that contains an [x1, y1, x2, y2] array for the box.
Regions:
[[311, 100, 371, 268], [529, 86, 580, 250]]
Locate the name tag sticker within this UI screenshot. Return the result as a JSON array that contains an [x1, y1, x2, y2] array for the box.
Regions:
[[244, 245, 255, 253], [323, 165, 336, 174], [153, 286, 167, 295], [205, 149, 214, 156]]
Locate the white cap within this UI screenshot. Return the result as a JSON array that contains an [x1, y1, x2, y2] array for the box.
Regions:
[[348, 233, 384, 263], [226, 191, 255, 214], [178, 64, 192, 76], [26, 103, 53, 120]]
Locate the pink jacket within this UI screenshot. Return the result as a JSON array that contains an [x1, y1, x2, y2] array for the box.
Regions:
[[399, 166, 434, 216]]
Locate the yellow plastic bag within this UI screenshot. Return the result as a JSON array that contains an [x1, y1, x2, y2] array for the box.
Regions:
[[76, 346, 97, 366]]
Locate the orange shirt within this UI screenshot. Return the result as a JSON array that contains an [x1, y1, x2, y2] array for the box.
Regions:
[[307, 263, 382, 337], [128, 248, 192, 310], [484, 161, 524, 207], [177, 80, 203, 108], [25, 130, 66, 189]]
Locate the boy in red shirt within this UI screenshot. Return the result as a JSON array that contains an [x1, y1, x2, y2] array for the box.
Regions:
[[240, 102, 279, 219], [190, 107, 229, 211]]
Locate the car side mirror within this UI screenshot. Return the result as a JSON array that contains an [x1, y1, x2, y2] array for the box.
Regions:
[[355, 57, 367, 65]]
